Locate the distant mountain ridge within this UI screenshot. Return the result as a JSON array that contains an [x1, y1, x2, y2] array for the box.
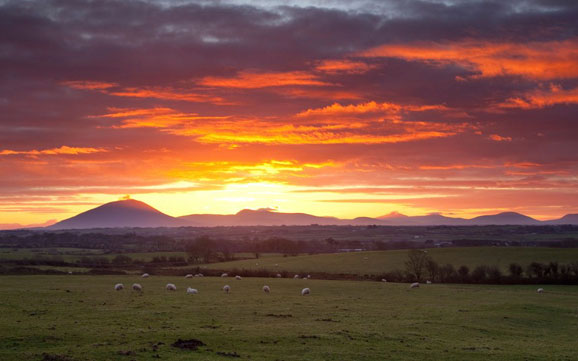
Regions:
[[44, 199, 578, 230]]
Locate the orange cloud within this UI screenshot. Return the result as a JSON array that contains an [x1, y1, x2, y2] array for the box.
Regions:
[[297, 101, 449, 117], [93, 107, 228, 128], [315, 59, 374, 74], [99, 107, 469, 145], [108, 87, 227, 104], [498, 85, 578, 109], [360, 38, 578, 80], [0, 146, 108, 156], [488, 134, 512, 142], [62, 81, 118, 90], [198, 70, 331, 88], [63, 81, 226, 104]]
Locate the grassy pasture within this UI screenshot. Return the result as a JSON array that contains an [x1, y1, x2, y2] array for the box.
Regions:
[[0, 275, 577, 361], [201, 247, 578, 275]]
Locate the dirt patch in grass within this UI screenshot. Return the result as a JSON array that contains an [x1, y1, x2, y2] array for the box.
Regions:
[[171, 338, 205, 351]]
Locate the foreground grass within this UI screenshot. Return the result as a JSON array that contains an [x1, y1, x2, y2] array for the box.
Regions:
[[0, 276, 577, 361], [201, 247, 578, 275]]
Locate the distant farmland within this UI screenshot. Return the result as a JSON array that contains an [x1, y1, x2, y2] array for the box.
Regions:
[[200, 247, 578, 275]]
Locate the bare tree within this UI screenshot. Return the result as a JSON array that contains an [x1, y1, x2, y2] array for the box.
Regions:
[[405, 249, 430, 282]]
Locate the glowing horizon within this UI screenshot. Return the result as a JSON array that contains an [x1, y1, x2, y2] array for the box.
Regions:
[[1, 0, 577, 227]]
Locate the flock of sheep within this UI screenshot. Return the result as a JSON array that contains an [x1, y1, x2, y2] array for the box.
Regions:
[[113, 272, 311, 296], [113, 272, 546, 295]]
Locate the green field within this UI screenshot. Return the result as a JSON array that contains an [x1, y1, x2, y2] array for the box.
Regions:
[[201, 247, 578, 275], [0, 275, 577, 360]]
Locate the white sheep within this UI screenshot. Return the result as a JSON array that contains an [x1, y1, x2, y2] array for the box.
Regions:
[[301, 287, 310, 296], [194, 273, 204, 277], [235, 275, 242, 280], [186, 287, 198, 295], [294, 274, 300, 279], [410, 282, 420, 289], [221, 273, 228, 277], [223, 285, 231, 293], [537, 288, 544, 293], [141, 273, 150, 278], [302, 276, 307, 280], [307, 275, 311, 279], [132, 283, 142, 291], [185, 274, 193, 278], [381, 278, 387, 283], [426, 280, 432, 284], [114, 283, 124, 291], [166, 283, 177, 291], [263, 285, 271, 293], [276, 273, 282, 278]]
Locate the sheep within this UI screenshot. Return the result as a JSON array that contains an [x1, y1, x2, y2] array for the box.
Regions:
[[141, 273, 150, 278], [132, 283, 142, 291], [410, 282, 420, 289], [274, 264, 279, 267], [307, 275, 311, 279], [166, 283, 177, 291], [426, 280, 432, 284], [381, 278, 387, 283], [186, 287, 198, 295], [114, 283, 124, 291], [263, 285, 271, 293], [221, 273, 228, 277], [537, 288, 544, 293], [194, 273, 204, 277], [185, 274, 193, 279], [223, 285, 231, 293], [294, 274, 300, 279], [302, 276, 308, 280], [301, 288, 310, 296], [276, 273, 282, 278], [235, 275, 242, 280]]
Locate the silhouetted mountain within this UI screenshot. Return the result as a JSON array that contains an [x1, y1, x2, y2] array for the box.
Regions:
[[544, 214, 578, 225], [49, 199, 188, 229], [180, 208, 341, 226], [377, 211, 408, 219], [469, 212, 540, 225], [44, 199, 578, 228]]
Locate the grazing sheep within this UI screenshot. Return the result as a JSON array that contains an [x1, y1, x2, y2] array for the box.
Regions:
[[185, 274, 193, 279], [426, 280, 432, 284], [307, 275, 311, 279], [537, 288, 544, 293], [294, 274, 300, 279], [221, 273, 228, 277], [302, 276, 307, 280], [235, 275, 242, 280], [166, 283, 177, 291], [194, 273, 204, 277], [410, 282, 420, 289], [141, 273, 150, 278], [186, 287, 198, 295], [114, 283, 124, 291], [263, 285, 271, 293], [301, 288, 310, 296], [223, 285, 231, 293], [132, 283, 142, 291], [381, 278, 387, 283], [276, 273, 282, 278]]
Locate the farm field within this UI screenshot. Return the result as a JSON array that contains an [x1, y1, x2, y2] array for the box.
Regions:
[[201, 247, 578, 275], [0, 275, 577, 361]]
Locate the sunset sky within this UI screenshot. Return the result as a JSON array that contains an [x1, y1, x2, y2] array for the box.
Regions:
[[1, 0, 578, 227]]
